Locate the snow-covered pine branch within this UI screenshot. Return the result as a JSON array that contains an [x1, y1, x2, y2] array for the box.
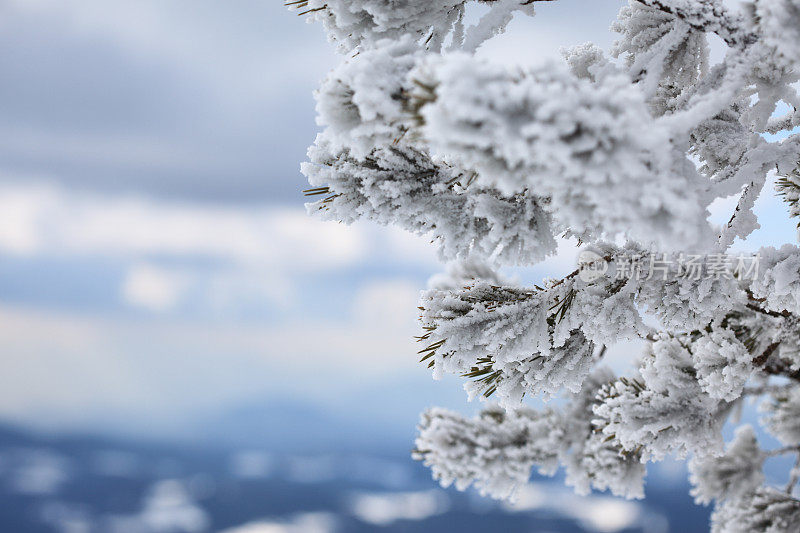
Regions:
[[414, 367, 647, 500], [292, 0, 800, 529]]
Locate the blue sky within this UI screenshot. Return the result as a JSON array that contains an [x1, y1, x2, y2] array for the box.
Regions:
[[0, 0, 796, 443]]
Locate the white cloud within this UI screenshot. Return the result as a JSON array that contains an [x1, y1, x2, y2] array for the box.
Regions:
[[0, 181, 442, 321], [0, 182, 447, 432], [0, 274, 429, 433], [0, 182, 50, 254], [351, 279, 422, 331], [119, 262, 296, 314], [0, 181, 436, 271], [121, 264, 191, 312]]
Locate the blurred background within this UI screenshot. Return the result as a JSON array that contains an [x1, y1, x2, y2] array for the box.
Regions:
[[0, 0, 796, 531]]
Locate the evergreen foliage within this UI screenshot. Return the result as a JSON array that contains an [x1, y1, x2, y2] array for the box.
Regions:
[[291, 0, 800, 529]]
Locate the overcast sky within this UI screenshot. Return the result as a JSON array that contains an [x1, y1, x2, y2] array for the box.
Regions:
[[0, 0, 795, 440]]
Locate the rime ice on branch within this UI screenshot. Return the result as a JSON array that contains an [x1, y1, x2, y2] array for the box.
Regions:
[[292, 0, 800, 528]]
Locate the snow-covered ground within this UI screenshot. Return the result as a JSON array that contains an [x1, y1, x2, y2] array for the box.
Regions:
[[0, 423, 708, 533]]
